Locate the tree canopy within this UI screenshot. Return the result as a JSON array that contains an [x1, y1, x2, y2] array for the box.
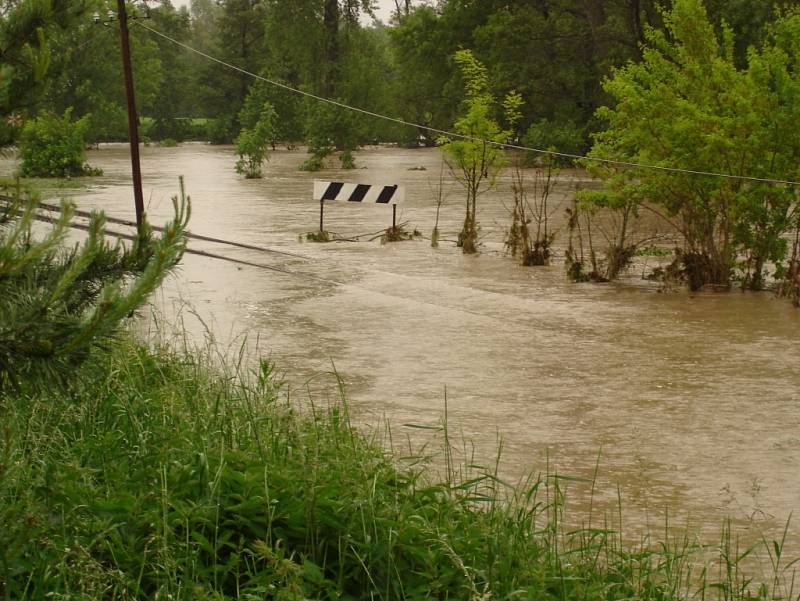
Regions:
[[582, 0, 800, 289], [3, 0, 800, 150]]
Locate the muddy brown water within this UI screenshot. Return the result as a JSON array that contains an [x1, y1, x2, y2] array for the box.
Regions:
[[5, 144, 800, 571]]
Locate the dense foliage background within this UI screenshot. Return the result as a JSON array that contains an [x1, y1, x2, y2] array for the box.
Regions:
[[3, 0, 800, 148]]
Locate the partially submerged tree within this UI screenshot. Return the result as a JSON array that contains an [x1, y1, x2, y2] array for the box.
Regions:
[[778, 211, 800, 306], [18, 110, 100, 177], [235, 101, 277, 178], [440, 50, 518, 254], [583, 0, 800, 290], [505, 156, 558, 266], [573, 187, 641, 281], [0, 181, 189, 390], [429, 157, 449, 248], [300, 101, 361, 171]]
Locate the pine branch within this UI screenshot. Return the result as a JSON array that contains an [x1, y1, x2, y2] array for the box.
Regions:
[[0, 179, 191, 391]]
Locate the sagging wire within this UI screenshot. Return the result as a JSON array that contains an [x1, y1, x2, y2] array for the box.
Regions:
[[137, 21, 800, 188], [5, 197, 515, 325]]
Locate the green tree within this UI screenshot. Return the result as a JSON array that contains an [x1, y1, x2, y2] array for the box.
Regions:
[[41, 0, 166, 144], [300, 100, 361, 170], [388, 5, 458, 145], [235, 101, 277, 178], [144, 3, 197, 141], [18, 110, 99, 177], [215, 0, 267, 119], [583, 0, 800, 290], [440, 50, 517, 254], [0, 182, 189, 390], [0, 0, 62, 144]]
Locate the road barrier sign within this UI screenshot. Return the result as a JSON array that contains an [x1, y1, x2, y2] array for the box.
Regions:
[[313, 181, 406, 232], [313, 181, 405, 205]]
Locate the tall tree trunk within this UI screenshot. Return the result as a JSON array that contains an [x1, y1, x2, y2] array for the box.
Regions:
[[629, 0, 645, 53], [584, 0, 607, 62], [239, 22, 249, 107], [323, 0, 339, 96], [393, 0, 412, 18]]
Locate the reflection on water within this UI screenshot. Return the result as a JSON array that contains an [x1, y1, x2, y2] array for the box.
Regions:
[[5, 143, 800, 560]]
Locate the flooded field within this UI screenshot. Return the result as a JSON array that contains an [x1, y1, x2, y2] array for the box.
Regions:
[[5, 143, 800, 564]]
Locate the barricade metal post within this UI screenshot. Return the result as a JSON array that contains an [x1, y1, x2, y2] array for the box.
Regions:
[[392, 205, 396, 230], [320, 199, 324, 232]]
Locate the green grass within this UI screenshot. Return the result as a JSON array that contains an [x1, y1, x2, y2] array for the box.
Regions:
[[0, 334, 797, 600]]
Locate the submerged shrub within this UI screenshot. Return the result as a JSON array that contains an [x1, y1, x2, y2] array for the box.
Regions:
[[18, 110, 100, 177], [340, 149, 356, 169], [235, 103, 277, 178], [299, 152, 326, 172]]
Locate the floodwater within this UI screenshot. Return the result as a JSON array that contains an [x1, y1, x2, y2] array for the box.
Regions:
[[5, 144, 800, 566]]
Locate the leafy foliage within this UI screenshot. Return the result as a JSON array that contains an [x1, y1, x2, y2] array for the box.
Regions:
[[2, 333, 797, 598], [582, 0, 800, 289], [0, 0, 58, 144], [8, 0, 800, 159], [440, 50, 517, 254], [522, 119, 585, 166], [235, 101, 278, 178], [301, 100, 362, 171], [17, 110, 99, 177], [0, 181, 189, 390]]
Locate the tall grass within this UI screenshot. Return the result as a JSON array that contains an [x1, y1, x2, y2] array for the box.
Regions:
[[0, 334, 796, 600]]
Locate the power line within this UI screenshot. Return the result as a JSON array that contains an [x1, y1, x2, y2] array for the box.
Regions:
[[137, 21, 800, 188], [34, 199, 316, 263], [19, 196, 440, 290], [4, 197, 510, 324], [9, 199, 356, 285]]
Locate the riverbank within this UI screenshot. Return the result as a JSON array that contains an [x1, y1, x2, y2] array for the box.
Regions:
[[2, 144, 800, 569], [1, 332, 796, 599]]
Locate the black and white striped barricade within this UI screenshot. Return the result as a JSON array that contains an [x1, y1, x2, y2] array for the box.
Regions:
[[313, 181, 406, 232]]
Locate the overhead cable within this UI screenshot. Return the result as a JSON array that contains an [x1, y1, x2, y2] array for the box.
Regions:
[[6, 199, 510, 324], [34, 199, 315, 263], [138, 22, 800, 188]]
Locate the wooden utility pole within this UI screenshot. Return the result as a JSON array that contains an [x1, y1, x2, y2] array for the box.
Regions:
[[116, 0, 145, 232]]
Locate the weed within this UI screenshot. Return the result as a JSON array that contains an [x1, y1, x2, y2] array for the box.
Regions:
[[380, 224, 419, 244], [299, 154, 327, 172], [340, 150, 356, 170], [304, 230, 331, 243], [1, 334, 797, 599]]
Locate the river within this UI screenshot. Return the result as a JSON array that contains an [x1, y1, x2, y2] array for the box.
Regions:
[[5, 143, 800, 570]]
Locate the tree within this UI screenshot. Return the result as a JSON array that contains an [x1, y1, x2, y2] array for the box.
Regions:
[[216, 0, 267, 119], [143, 3, 196, 141], [440, 50, 517, 254], [0, 181, 189, 390], [388, 5, 459, 145], [506, 155, 558, 267], [18, 110, 100, 177], [0, 0, 64, 144], [40, 0, 168, 144], [235, 101, 277, 178], [583, 0, 800, 290]]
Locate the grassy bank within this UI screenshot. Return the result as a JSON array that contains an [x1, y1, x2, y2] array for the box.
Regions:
[[0, 335, 796, 600]]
